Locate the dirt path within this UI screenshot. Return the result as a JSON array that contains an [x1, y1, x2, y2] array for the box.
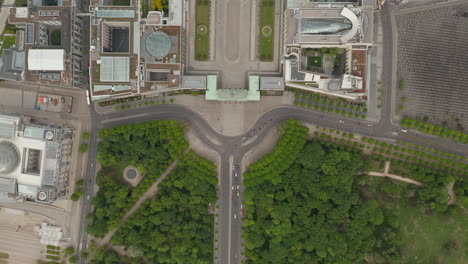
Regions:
[[447, 181, 456, 206], [368, 161, 424, 187], [91, 155, 183, 256]]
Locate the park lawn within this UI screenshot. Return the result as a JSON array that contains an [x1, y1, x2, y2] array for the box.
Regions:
[[308, 56, 322, 68], [195, 0, 210, 61], [259, 0, 274, 61], [50, 30, 61, 46], [399, 203, 467, 264]]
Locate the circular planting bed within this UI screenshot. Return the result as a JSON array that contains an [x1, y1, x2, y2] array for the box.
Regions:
[[262, 26, 272, 37], [197, 24, 208, 36]]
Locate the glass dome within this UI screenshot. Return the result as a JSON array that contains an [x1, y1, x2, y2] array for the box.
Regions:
[[145, 31, 172, 58], [0, 141, 20, 174]]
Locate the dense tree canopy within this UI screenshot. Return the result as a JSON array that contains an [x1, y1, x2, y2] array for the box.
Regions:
[[243, 121, 401, 263], [87, 120, 189, 238], [243, 119, 309, 186], [110, 151, 217, 264], [97, 120, 188, 172]]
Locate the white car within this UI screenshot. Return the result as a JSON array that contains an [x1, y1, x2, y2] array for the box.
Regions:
[[236, 185, 240, 190], [87, 195, 90, 200], [240, 204, 243, 209], [339, 120, 344, 123], [234, 214, 237, 219], [231, 186, 234, 190], [401, 129, 408, 133]]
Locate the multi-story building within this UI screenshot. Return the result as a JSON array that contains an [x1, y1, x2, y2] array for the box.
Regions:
[[0, 0, 84, 87], [0, 114, 73, 204]]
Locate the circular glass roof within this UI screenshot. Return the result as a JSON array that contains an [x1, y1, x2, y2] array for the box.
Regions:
[[146, 31, 172, 58], [0, 141, 20, 174]]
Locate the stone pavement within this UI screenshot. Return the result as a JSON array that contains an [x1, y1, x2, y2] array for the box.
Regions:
[[96, 94, 295, 136]]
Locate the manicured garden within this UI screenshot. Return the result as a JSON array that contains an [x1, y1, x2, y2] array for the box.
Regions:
[[195, 0, 210, 61], [50, 30, 61, 46], [259, 0, 274, 61], [307, 56, 322, 68]]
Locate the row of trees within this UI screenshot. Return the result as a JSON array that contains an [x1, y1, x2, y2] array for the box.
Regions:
[[109, 150, 217, 264], [243, 138, 401, 263], [401, 117, 468, 143], [87, 120, 189, 238], [243, 119, 309, 186]]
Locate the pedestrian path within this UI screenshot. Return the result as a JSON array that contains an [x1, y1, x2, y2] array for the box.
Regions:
[[367, 161, 423, 186]]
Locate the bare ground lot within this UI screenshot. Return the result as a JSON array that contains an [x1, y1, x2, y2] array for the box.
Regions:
[[0, 209, 48, 264], [396, 4, 468, 128]]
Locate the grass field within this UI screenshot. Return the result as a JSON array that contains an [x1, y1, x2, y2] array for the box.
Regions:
[[50, 30, 61, 45], [259, 0, 274, 61], [0, 36, 16, 50], [399, 204, 467, 264], [307, 56, 322, 68], [195, 0, 210, 61]]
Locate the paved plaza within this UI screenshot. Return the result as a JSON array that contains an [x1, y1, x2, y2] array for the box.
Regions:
[[395, 3, 468, 128], [186, 0, 282, 90]]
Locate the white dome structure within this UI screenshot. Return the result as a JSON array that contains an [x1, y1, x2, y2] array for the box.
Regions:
[[0, 141, 20, 174]]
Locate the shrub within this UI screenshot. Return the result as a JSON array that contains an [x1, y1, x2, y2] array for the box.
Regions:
[[78, 144, 88, 153], [82, 132, 90, 140]]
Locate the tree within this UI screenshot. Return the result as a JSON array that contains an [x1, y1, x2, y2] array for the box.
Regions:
[[71, 193, 80, 201], [65, 246, 75, 255], [76, 179, 84, 186], [82, 132, 90, 140], [79, 144, 88, 153], [68, 256, 77, 263]]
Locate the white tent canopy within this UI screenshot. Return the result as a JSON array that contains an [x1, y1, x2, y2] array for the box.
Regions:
[[28, 49, 64, 71]]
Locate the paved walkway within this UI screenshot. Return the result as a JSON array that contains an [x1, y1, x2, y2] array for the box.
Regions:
[[368, 161, 423, 186], [447, 181, 456, 206]]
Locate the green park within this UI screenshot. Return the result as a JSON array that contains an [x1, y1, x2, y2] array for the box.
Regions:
[[83, 120, 217, 264], [259, 0, 274, 61], [195, 0, 210, 61], [242, 119, 468, 263]]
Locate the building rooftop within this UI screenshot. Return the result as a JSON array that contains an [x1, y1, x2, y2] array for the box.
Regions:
[[260, 77, 285, 90], [99, 56, 130, 82], [182, 76, 206, 89], [145, 31, 172, 58], [27, 49, 65, 71]]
